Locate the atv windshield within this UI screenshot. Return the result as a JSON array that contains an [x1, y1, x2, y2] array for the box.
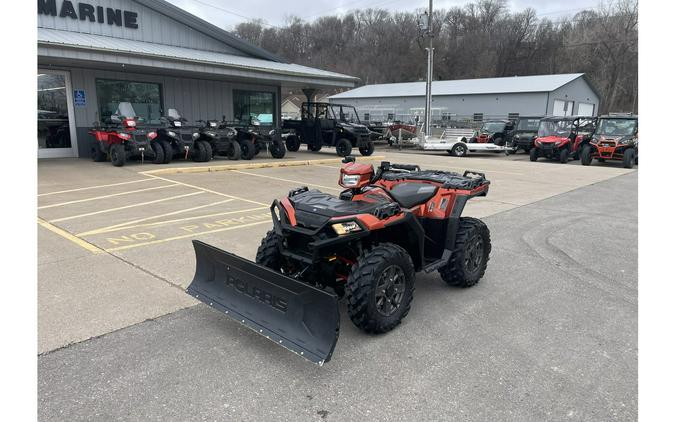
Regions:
[[330, 105, 361, 124], [481, 122, 506, 133], [517, 118, 540, 131], [595, 119, 637, 136], [538, 120, 572, 137], [167, 108, 182, 120], [115, 102, 138, 119]]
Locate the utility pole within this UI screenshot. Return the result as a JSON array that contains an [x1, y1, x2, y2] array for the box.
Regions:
[[423, 0, 434, 137]]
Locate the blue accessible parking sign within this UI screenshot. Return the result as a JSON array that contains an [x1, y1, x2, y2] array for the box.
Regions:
[[73, 90, 86, 106]]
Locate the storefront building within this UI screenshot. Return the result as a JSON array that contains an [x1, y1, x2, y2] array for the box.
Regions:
[[38, 0, 358, 158]]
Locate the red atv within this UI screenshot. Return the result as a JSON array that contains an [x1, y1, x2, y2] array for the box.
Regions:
[[187, 157, 491, 364], [89, 102, 164, 167], [580, 114, 638, 168], [530, 116, 597, 163]]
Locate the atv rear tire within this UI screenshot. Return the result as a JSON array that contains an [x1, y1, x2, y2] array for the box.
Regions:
[[439, 217, 491, 288], [308, 143, 322, 152], [240, 139, 256, 160], [623, 148, 635, 169], [580, 145, 593, 165], [285, 135, 300, 152], [359, 141, 375, 156], [449, 142, 468, 157], [336, 138, 352, 157], [529, 148, 538, 162], [559, 148, 569, 164], [110, 144, 126, 167], [151, 141, 165, 164], [270, 139, 287, 159], [91, 143, 107, 162], [227, 141, 241, 160], [346, 243, 415, 334], [255, 230, 283, 271], [160, 140, 173, 164]]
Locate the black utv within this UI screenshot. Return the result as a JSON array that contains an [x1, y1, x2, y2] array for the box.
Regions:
[[507, 116, 542, 154], [471, 119, 517, 146], [282, 102, 375, 157]]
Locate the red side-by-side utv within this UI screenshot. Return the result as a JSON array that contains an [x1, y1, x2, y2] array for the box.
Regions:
[[530, 116, 597, 163]]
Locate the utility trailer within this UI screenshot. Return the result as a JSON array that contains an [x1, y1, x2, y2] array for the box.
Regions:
[[415, 128, 506, 157]]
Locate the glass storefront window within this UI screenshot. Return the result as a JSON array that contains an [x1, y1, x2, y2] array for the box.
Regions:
[[96, 79, 162, 124], [38, 73, 71, 149], [233, 90, 276, 126]]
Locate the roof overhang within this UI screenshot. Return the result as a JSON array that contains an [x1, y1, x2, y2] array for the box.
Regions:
[[38, 28, 359, 90]]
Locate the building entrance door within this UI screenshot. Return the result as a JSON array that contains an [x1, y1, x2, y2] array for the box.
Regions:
[[38, 70, 78, 158]]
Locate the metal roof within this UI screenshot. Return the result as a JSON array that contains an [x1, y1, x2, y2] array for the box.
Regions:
[[329, 73, 587, 99], [38, 28, 358, 83], [133, 0, 283, 62]]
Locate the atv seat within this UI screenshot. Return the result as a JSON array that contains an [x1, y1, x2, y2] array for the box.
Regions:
[[388, 183, 438, 209]]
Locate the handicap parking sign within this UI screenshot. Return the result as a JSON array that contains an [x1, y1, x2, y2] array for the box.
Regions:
[[73, 90, 86, 106]]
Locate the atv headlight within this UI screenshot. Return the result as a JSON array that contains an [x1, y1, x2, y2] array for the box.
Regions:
[[192, 132, 200, 139], [168, 131, 177, 138], [341, 174, 361, 187], [173, 121, 182, 127], [619, 137, 631, 145], [332, 221, 361, 235], [209, 121, 218, 128]]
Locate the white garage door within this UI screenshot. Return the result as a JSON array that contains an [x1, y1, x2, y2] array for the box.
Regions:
[[578, 102, 595, 116], [553, 99, 574, 116]]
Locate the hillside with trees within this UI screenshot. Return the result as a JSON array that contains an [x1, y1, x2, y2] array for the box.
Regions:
[[234, 0, 637, 113]]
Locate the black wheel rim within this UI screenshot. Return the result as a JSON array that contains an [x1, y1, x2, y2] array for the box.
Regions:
[[375, 265, 405, 316], [464, 234, 484, 273]]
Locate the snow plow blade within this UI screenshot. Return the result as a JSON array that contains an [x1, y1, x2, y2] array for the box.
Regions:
[[187, 240, 340, 365]]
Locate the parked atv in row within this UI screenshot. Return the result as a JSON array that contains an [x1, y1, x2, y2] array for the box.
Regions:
[[89, 102, 164, 167], [580, 114, 638, 169], [530, 116, 597, 163], [187, 157, 491, 365], [228, 121, 286, 160], [154, 109, 212, 163], [282, 102, 375, 157], [193, 118, 241, 160]]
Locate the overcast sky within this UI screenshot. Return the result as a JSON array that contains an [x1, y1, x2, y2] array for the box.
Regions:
[[166, 0, 600, 30]]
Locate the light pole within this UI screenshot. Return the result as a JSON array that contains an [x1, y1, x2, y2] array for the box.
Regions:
[[423, 0, 434, 137]]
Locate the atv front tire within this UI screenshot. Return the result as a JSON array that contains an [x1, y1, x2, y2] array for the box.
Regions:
[[160, 140, 173, 164], [336, 138, 353, 157], [193, 140, 212, 162], [285, 135, 300, 152], [255, 230, 283, 271], [559, 148, 569, 164], [227, 141, 241, 160], [240, 139, 256, 160], [346, 243, 415, 334], [359, 141, 375, 156], [151, 141, 165, 164], [270, 139, 287, 159], [439, 217, 491, 288], [110, 144, 126, 167]]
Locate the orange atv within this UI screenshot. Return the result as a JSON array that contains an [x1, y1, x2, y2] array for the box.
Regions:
[[187, 157, 491, 365]]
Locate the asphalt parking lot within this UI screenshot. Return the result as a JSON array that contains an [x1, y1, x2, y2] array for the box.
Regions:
[[37, 147, 637, 421]]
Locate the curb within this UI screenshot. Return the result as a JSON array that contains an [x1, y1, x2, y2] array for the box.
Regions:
[[139, 155, 387, 175]]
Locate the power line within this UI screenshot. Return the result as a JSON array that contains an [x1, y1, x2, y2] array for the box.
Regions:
[[189, 0, 281, 29]]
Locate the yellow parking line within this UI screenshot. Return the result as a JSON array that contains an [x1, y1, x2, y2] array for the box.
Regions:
[[49, 191, 205, 223], [105, 219, 271, 252], [37, 218, 105, 254], [38, 184, 179, 209], [143, 173, 268, 206], [76, 198, 236, 236], [38, 178, 157, 197], [231, 169, 342, 191], [78, 205, 267, 236]]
